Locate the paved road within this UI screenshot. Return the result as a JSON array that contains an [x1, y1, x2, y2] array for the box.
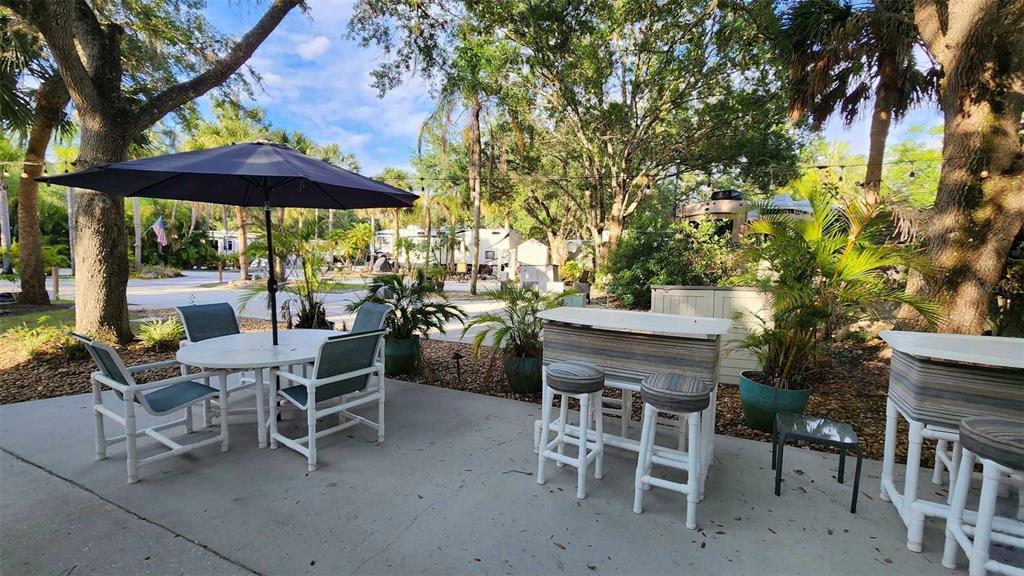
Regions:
[[0, 269, 501, 343]]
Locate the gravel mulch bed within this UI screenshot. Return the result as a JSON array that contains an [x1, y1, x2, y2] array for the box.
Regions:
[[398, 338, 932, 467]]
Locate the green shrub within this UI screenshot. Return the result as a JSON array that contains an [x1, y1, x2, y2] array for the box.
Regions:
[[131, 265, 183, 279], [603, 220, 736, 309], [560, 260, 584, 284], [8, 318, 83, 359], [137, 318, 185, 349]]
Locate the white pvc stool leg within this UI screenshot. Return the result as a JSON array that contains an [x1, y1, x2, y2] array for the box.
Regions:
[[968, 462, 1001, 576], [943, 450, 975, 569], [633, 403, 657, 514], [576, 393, 590, 499], [685, 411, 701, 530], [537, 384, 553, 485], [593, 392, 604, 480]]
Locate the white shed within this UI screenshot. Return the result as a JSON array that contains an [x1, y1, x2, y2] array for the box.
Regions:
[[516, 238, 551, 266]]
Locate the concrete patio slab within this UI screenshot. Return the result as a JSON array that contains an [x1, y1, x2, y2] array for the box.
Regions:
[[1, 380, 961, 575]]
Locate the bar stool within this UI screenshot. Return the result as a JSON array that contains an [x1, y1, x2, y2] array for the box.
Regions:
[[632, 372, 712, 529], [537, 361, 605, 500], [943, 417, 1024, 576]]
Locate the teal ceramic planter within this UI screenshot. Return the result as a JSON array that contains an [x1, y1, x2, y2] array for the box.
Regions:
[[504, 355, 543, 394], [738, 371, 812, 432], [385, 336, 420, 376]]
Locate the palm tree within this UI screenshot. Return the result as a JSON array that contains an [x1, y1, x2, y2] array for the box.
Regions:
[[375, 167, 413, 270], [1, 11, 71, 303], [184, 100, 271, 280], [783, 0, 938, 205], [739, 185, 941, 388]]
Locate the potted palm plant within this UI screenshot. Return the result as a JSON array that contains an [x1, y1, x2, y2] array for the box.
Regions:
[[735, 187, 938, 431], [462, 284, 565, 394], [347, 270, 465, 375]]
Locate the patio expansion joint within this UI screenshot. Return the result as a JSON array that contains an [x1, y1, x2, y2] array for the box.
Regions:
[[0, 447, 263, 576]]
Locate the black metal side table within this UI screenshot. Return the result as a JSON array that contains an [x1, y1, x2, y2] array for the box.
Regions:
[[773, 412, 864, 513]]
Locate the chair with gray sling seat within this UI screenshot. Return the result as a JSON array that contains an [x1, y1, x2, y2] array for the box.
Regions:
[[350, 302, 391, 334], [176, 303, 256, 427], [69, 333, 229, 483], [268, 307, 390, 471]]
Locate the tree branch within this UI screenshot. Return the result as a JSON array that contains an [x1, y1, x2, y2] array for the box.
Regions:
[[2, 0, 104, 111], [913, 0, 947, 64], [132, 0, 303, 132]]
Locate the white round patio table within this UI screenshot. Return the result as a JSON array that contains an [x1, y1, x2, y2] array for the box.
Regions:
[[177, 329, 342, 448]]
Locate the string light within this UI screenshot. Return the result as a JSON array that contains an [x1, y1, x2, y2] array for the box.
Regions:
[[908, 162, 916, 179]]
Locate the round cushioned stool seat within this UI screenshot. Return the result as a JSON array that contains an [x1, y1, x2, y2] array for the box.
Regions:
[[642, 372, 712, 413], [959, 416, 1024, 471], [546, 361, 605, 394]]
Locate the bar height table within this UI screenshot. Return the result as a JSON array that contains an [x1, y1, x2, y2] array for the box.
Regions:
[[534, 307, 731, 493], [879, 331, 1024, 552]]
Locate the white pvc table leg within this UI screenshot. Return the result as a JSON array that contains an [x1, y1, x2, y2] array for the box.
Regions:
[[255, 369, 266, 448], [904, 419, 926, 552]]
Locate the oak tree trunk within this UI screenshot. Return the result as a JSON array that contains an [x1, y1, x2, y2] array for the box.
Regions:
[[74, 122, 133, 342], [903, 0, 1024, 334], [17, 74, 70, 304]]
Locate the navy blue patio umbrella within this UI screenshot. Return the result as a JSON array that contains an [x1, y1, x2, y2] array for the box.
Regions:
[[39, 141, 417, 345]]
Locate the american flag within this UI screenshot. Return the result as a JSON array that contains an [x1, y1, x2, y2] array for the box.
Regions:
[[150, 216, 168, 247]]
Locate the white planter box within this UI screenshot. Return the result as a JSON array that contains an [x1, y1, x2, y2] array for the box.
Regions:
[[650, 285, 769, 385]]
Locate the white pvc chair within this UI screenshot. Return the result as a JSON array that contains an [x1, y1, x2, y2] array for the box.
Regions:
[[176, 303, 257, 427], [70, 333, 229, 483], [269, 328, 388, 472]]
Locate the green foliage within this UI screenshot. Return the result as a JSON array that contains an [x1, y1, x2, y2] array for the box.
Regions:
[[990, 259, 1024, 337], [0, 241, 70, 269], [329, 222, 374, 264], [560, 260, 583, 284], [242, 224, 348, 329], [462, 284, 562, 358], [8, 316, 83, 359], [125, 200, 219, 269], [604, 220, 736, 309], [347, 270, 466, 340], [130, 265, 182, 279], [137, 318, 185, 350], [737, 186, 940, 389], [783, 0, 937, 129]]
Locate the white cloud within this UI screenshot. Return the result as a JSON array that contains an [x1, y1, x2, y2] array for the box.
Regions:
[[296, 36, 331, 60]]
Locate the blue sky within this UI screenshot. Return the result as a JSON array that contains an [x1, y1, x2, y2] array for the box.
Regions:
[[205, 0, 434, 177], [206, 0, 943, 176]]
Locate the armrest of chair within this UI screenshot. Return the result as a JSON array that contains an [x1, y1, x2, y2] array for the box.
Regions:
[[126, 359, 180, 374], [131, 369, 227, 392], [271, 368, 312, 387]]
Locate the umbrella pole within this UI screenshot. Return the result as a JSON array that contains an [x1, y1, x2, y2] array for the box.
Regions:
[[264, 193, 279, 346]]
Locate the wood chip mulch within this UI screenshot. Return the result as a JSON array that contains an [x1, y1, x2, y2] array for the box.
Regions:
[[2, 314, 933, 467], [0, 310, 271, 406], [399, 338, 934, 467]]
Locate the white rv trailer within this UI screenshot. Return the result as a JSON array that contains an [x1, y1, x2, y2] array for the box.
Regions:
[[373, 226, 522, 269]]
